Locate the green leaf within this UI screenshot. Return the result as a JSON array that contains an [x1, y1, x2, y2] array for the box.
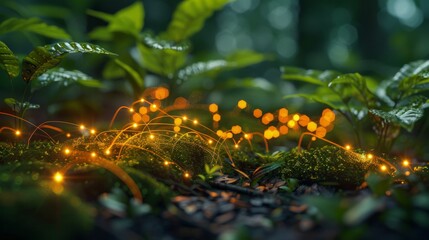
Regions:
[[177, 50, 266, 80], [281, 66, 341, 86], [88, 2, 144, 38], [370, 106, 424, 132], [305, 196, 345, 223], [251, 161, 282, 182], [22, 42, 116, 82], [0, 17, 70, 40], [165, 0, 231, 41], [365, 172, 392, 197], [329, 73, 377, 106], [0, 41, 19, 78], [392, 60, 429, 82], [114, 59, 144, 93], [284, 93, 347, 110], [343, 196, 383, 225], [138, 33, 189, 76], [32, 68, 101, 91], [4, 98, 39, 113]]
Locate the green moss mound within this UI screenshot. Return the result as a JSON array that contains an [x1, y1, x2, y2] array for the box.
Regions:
[[280, 146, 375, 187]]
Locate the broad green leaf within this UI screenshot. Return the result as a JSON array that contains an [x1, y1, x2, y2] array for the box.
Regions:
[[305, 196, 345, 223], [88, 2, 144, 38], [114, 59, 144, 93], [177, 50, 266, 80], [365, 172, 392, 197], [370, 106, 424, 132], [281, 66, 341, 86], [4, 98, 39, 113], [32, 68, 101, 91], [165, 0, 231, 41], [138, 33, 189, 76], [0, 17, 70, 40], [343, 196, 383, 225], [329, 73, 377, 106], [392, 60, 429, 82], [0, 41, 19, 78], [284, 93, 347, 110], [22, 42, 116, 82]]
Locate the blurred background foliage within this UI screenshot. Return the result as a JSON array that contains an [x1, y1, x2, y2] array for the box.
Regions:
[[0, 0, 428, 131]]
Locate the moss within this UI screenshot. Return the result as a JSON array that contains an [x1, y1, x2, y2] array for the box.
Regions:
[[280, 146, 375, 187]]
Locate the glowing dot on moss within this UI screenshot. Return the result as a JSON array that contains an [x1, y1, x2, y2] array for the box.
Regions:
[[105, 149, 111, 155], [91, 152, 97, 158], [367, 153, 374, 160], [53, 172, 63, 183], [345, 145, 351, 150], [90, 129, 96, 135], [237, 100, 247, 109], [402, 159, 410, 167], [64, 148, 71, 155], [149, 134, 155, 140], [164, 161, 170, 166], [380, 165, 387, 171], [209, 103, 218, 113], [133, 123, 138, 128]]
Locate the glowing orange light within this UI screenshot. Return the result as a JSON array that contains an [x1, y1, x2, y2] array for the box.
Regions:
[[402, 159, 410, 167], [405, 171, 410, 176], [226, 132, 233, 139], [174, 126, 181, 132], [262, 113, 274, 125], [91, 152, 97, 158], [209, 103, 218, 113], [367, 154, 374, 160], [231, 125, 242, 134], [293, 114, 300, 121], [66, 133, 71, 138], [237, 100, 247, 109], [80, 125, 85, 130], [208, 139, 213, 144], [315, 126, 326, 138], [311, 136, 316, 141], [139, 106, 148, 115], [64, 148, 71, 155], [183, 116, 188, 121], [234, 144, 239, 148], [90, 129, 96, 135], [307, 121, 317, 132], [53, 172, 63, 183], [279, 108, 288, 118], [264, 129, 273, 140], [279, 125, 289, 135], [174, 118, 182, 126], [150, 104, 158, 112], [298, 115, 310, 127], [133, 123, 138, 128], [129, 108, 134, 113], [140, 98, 145, 103], [184, 172, 190, 178], [253, 109, 263, 118], [345, 145, 351, 150], [319, 116, 331, 127], [213, 113, 221, 122], [244, 134, 249, 139], [287, 120, 296, 128], [154, 87, 169, 100], [105, 149, 111, 155], [149, 134, 155, 140], [15, 130, 21, 136], [193, 119, 198, 125], [380, 165, 387, 171], [132, 113, 142, 123], [164, 161, 170, 166]]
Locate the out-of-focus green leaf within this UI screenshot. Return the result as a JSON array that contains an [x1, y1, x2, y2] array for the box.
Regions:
[[32, 68, 101, 91], [164, 0, 231, 41], [114, 59, 144, 94], [4, 98, 39, 113], [177, 50, 266, 80], [305, 196, 345, 223], [370, 106, 423, 132], [138, 33, 189, 76], [365, 172, 392, 197], [284, 93, 347, 110], [22, 42, 116, 82], [88, 2, 144, 38], [0, 17, 70, 40], [343, 196, 383, 225], [0, 41, 19, 78], [281, 66, 341, 86], [392, 60, 429, 82]]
